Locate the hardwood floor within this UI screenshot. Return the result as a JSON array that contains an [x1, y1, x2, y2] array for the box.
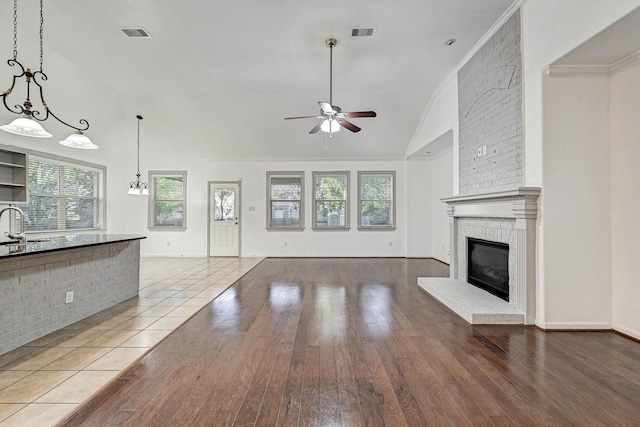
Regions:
[[58, 258, 640, 426]]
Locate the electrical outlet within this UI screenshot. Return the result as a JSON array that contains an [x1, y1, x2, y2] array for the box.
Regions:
[[482, 145, 487, 155], [477, 147, 482, 156], [65, 291, 74, 304]]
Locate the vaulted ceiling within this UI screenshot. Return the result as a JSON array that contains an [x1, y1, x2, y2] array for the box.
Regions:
[[0, 0, 517, 161]]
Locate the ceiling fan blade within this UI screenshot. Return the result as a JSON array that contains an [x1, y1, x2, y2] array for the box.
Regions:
[[309, 122, 323, 134], [318, 101, 334, 114], [338, 119, 361, 133], [343, 111, 377, 118], [284, 115, 317, 120]]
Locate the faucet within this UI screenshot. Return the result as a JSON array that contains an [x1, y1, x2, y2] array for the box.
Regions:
[[0, 206, 27, 244]]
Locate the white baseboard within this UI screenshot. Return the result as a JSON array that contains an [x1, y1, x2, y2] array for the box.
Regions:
[[612, 323, 640, 341], [535, 321, 612, 330]]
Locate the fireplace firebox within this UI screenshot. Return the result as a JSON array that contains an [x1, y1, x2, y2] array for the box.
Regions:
[[467, 238, 509, 301]]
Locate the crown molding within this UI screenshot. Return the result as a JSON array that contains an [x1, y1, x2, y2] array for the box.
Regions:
[[547, 49, 640, 77]]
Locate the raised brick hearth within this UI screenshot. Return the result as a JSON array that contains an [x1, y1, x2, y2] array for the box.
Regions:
[[418, 187, 540, 324]]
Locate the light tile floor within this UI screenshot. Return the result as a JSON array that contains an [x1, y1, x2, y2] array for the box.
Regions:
[[0, 256, 263, 427]]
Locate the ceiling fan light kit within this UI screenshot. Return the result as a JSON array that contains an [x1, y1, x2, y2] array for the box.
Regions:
[[285, 38, 376, 137]]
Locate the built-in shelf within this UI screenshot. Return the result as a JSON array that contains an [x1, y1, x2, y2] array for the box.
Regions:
[[0, 161, 25, 168], [0, 148, 28, 204]]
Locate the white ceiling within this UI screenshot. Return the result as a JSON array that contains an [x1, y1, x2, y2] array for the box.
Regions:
[[0, 0, 517, 161], [552, 6, 640, 67]]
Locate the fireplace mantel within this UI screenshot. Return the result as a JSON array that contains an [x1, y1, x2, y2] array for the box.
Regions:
[[418, 187, 541, 325], [442, 187, 540, 220]]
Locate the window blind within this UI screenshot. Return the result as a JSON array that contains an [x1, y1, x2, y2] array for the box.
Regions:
[[24, 157, 104, 232]]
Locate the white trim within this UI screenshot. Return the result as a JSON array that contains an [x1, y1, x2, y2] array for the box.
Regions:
[[613, 324, 640, 341], [546, 49, 640, 77], [610, 50, 640, 73], [535, 321, 613, 330]]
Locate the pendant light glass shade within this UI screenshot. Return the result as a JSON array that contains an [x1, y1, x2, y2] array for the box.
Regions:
[[128, 183, 149, 195], [58, 131, 98, 149], [0, 117, 52, 138]]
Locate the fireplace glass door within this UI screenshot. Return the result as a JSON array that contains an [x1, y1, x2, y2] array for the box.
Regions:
[[467, 238, 509, 301]]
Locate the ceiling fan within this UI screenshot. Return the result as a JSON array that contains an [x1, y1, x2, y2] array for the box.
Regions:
[[284, 38, 377, 136]]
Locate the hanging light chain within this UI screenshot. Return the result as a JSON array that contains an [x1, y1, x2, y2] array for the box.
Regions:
[[128, 115, 148, 194], [39, 0, 44, 71], [12, 0, 18, 60], [137, 116, 142, 174], [9, 0, 44, 67], [2, 0, 93, 142]]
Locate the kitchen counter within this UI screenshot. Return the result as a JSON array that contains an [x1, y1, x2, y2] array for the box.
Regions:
[[0, 233, 145, 257], [0, 234, 145, 355]]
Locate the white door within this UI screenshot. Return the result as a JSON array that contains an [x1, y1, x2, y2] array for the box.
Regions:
[[209, 182, 240, 257]]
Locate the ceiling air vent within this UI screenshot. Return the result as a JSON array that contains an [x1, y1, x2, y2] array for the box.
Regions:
[[351, 28, 374, 37], [121, 28, 151, 38]]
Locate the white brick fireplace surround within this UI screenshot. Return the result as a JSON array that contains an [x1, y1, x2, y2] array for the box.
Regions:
[[418, 187, 540, 324]]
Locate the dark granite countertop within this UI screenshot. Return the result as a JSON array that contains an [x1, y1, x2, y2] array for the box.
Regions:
[[0, 234, 146, 258]]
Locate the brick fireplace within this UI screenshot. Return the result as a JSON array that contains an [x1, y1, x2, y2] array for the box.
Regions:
[[418, 187, 540, 324]]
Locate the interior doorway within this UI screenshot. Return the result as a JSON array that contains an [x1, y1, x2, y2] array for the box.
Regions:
[[208, 181, 241, 257]]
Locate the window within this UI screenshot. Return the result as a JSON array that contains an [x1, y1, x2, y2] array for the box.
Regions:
[[358, 171, 395, 229], [267, 172, 304, 229], [312, 171, 349, 229], [24, 156, 105, 232], [148, 171, 187, 230]]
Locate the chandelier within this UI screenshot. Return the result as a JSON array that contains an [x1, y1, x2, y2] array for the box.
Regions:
[[0, 0, 97, 149], [128, 115, 148, 195]]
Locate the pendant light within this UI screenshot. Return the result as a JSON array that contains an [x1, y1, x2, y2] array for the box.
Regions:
[[0, 0, 97, 148], [128, 115, 148, 195]]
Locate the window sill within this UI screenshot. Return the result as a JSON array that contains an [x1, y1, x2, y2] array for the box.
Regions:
[[266, 227, 305, 232], [357, 226, 396, 231], [147, 226, 187, 232], [312, 227, 350, 231]]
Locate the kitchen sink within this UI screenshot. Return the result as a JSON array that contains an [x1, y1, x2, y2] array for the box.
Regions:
[[0, 238, 51, 246]]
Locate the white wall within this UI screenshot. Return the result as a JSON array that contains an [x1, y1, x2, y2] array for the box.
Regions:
[[107, 159, 408, 258], [429, 146, 453, 263], [610, 61, 640, 339], [521, 0, 640, 188], [406, 159, 432, 257], [541, 74, 612, 328], [522, 0, 640, 327], [405, 144, 453, 261], [404, 73, 457, 261], [406, 75, 459, 194]]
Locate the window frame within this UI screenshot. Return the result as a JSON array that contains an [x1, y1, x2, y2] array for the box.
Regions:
[[357, 170, 396, 230], [312, 171, 350, 230], [266, 171, 304, 230], [22, 152, 106, 234], [148, 170, 187, 231]]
